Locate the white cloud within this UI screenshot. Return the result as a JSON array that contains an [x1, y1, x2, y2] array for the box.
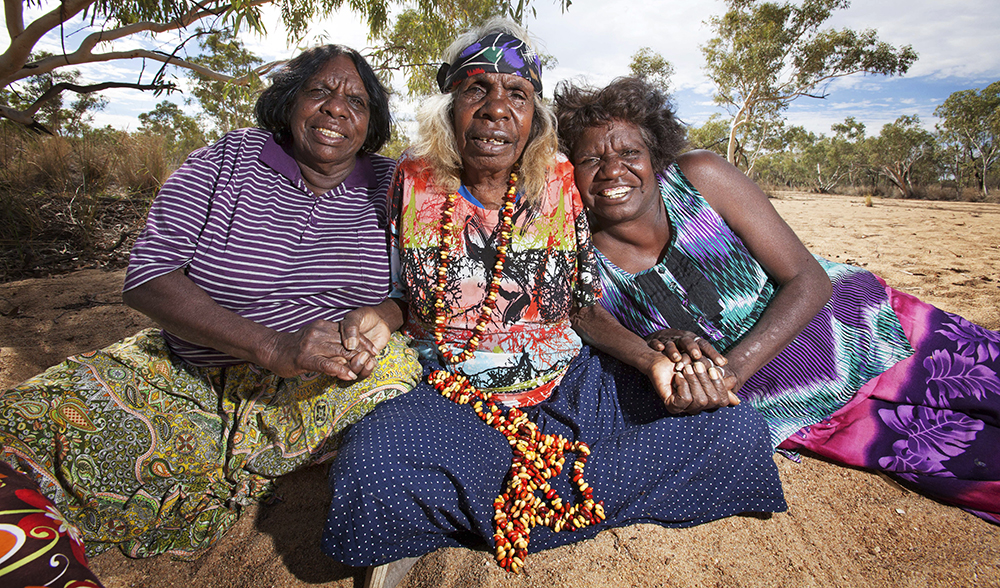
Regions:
[[827, 1, 1000, 80]]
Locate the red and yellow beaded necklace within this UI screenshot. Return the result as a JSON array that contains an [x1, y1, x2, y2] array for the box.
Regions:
[[427, 171, 605, 574]]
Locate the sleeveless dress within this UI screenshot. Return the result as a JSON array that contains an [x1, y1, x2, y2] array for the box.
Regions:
[[597, 163, 1000, 525], [320, 153, 786, 567]]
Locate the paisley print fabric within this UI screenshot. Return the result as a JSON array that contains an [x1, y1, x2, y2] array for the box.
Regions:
[[0, 329, 421, 560], [389, 152, 600, 405], [779, 285, 1000, 524]]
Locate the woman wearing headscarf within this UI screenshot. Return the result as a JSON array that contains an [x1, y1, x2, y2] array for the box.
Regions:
[[0, 45, 421, 587], [321, 19, 785, 585], [554, 76, 1000, 526]]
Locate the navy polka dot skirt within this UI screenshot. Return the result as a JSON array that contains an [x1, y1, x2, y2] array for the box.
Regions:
[[322, 346, 786, 566]]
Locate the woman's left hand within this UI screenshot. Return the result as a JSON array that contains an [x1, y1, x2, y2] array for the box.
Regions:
[[645, 329, 727, 367], [339, 306, 393, 356]]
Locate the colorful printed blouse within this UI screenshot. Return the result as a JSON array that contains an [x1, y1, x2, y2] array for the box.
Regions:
[[596, 163, 914, 447], [389, 153, 600, 405]]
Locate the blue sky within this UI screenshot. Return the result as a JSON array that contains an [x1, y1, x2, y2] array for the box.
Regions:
[[7, 0, 1000, 138]]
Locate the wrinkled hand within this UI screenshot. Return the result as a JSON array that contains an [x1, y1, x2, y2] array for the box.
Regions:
[[667, 356, 741, 414], [645, 329, 727, 368], [262, 308, 389, 380], [647, 352, 740, 415]]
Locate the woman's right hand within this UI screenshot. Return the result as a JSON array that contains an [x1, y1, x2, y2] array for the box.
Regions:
[[668, 356, 740, 414], [648, 350, 740, 415], [263, 318, 383, 381]]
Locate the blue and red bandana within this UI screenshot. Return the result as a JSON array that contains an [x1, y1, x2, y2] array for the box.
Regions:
[[437, 32, 542, 95]]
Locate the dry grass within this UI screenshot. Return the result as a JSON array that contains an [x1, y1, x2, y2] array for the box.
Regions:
[[3, 123, 998, 281], [0, 126, 172, 282]]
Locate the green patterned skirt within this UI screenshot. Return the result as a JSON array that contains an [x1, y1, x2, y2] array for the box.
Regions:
[[0, 329, 421, 560]]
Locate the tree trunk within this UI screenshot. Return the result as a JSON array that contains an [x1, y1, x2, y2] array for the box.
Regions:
[[982, 158, 989, 197], [727, 123, 740, 166]]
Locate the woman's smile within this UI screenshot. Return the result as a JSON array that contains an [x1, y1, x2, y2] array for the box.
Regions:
[[598, 186, 633, 199], [314, 127, 346, 140], [572, 119, 660, 227]]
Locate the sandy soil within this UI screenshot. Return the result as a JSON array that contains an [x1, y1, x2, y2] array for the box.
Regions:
[[2, 191, 999, 588]]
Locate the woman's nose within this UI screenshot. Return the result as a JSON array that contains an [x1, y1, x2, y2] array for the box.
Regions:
[[599, 155, 626, 179], [479, 90, 509, 120], [321, 94, 349, 117]]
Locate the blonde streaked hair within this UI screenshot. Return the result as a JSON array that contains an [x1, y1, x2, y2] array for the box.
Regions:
[[410, 18, 558, 205]]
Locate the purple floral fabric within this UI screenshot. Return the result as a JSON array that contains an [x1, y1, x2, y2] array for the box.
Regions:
[[781, 282, 1000, 524]]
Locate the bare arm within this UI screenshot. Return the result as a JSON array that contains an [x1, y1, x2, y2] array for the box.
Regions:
[[677, 150, 832, 390], [123, 269, 381, 380]]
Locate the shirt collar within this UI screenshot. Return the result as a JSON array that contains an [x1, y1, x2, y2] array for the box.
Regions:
[[259, 133, 376, 193]]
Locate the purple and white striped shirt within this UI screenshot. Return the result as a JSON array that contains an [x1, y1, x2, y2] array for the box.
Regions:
[[124, 128, 395, 366]]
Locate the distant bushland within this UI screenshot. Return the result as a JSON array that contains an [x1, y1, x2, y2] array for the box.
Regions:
[[0, 124, 175, 282]]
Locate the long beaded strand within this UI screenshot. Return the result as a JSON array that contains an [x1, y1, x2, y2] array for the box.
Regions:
[[427, 370, 605, 573], [433, 173, 517, 364], [428, 172, 605, 574]]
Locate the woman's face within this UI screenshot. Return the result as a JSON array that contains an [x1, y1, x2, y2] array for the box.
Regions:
[[452, 73, 536, 181], [290, 54, 370, 172], [571, 119, 659, 228]]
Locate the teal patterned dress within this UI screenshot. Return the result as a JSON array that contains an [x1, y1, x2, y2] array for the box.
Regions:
[[595, 163, 1000, 525], [596, 163, 913, 448]]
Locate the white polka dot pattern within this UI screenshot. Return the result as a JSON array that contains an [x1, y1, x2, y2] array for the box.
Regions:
[[322, 346, 786, 566]]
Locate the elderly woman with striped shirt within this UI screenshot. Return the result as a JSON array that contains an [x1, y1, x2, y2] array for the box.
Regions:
[[0, 45, 420, 587]]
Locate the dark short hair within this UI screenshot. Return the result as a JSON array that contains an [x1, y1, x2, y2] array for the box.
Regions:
[[554, 77, 686, 171], [255, 45, 391, 154]]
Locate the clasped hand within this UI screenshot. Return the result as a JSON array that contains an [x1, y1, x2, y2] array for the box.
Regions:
[[645, 329, 740, 415], [261, 307, 390, 380]]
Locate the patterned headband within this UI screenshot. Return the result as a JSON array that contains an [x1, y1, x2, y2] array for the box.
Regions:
[[436, 32, 543, 95]]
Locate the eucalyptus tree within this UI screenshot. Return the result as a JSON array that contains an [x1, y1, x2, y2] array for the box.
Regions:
[[188, 30, 264, 140], [628, 47, 675, 95], [137, 100, 206, 162], [868, 115, 937, 198], [1, 0, 566, 133], [702, 0, 917, 169], [686, 114, 730, 157], [367, 0, 507, 96], [1, 51, 106, 135], [795, 117, 868, 193], [934, 81, 1000, 197]]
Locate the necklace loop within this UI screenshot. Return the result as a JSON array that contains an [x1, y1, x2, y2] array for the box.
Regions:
[[433, 172, 519, 364]]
